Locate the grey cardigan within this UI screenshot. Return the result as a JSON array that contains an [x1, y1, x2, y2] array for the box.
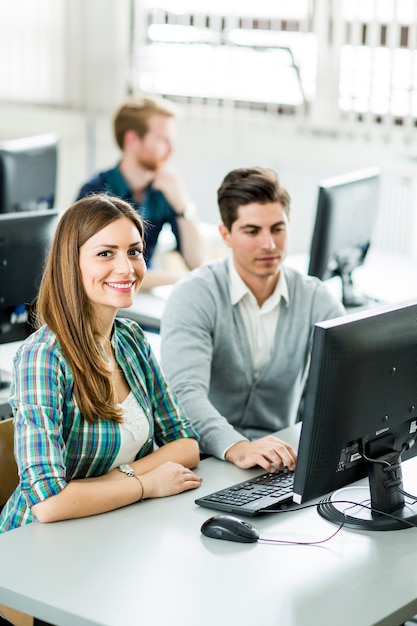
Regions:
[[160, 258, 345, 459]]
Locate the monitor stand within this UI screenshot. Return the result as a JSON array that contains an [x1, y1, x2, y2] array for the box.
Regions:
[[317, 450, 417, 531], [340, 271, 375, 308], [335, 245, 378, 309]]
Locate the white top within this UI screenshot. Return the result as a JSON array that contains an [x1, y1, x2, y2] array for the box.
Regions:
[[228, 257, 289, 374], [109, 391, 150, 470]]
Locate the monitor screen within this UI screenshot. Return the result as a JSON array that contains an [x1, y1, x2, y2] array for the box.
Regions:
[[0, 133, 58, 213], [0, 209, 59, 353], [293, 300, 417, 530], [308, 167, 380, 308]]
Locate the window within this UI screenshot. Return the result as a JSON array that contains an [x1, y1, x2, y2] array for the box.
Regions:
[[339, 0, 417, 124], [134, 0, 417, 130], [2, 1, 417, 133], [133, 1, 314, 114]]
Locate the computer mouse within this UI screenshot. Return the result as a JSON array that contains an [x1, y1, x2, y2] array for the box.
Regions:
[[200, 514, 260, 543]]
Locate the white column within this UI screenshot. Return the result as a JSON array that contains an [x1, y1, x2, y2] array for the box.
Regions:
[[309, 0, 343, 131], [64, 0, 132, 112], [63, 0, 133, 174]]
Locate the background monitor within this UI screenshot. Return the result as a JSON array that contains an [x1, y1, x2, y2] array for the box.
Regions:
[[0, 209, 59, 385], [308, 167, 380, 308], [0, 133, 58, 213], [293, 300, 417, 531]]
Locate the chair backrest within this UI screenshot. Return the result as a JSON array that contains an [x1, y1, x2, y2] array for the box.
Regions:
[[0, 418, 18, 509]]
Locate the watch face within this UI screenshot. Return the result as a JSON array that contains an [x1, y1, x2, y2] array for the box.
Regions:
[[119, 464, 135, 477]]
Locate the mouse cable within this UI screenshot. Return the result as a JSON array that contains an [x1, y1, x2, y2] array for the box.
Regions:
[[258, 519, 345, 546], [258, 501, 345, 545]]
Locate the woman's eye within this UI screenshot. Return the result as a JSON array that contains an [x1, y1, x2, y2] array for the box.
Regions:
[[129, 248, 144, 257]]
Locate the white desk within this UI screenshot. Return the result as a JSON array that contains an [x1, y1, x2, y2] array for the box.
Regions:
[[0, 341, 20, 420], [1, 425, 417, 626], [0, 341, 20, 380], [285, 249, 417, 306]]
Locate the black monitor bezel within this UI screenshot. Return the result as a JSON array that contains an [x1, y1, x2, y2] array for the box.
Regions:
[[308, 167, 381, 307], [0, 133, 58, 214], [293, 300, 417, 530], [0, 208, 59, 346]]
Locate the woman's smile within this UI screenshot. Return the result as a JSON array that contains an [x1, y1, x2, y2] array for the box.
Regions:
[[79, 217, 146, 327], [105, 280, 137, 292]]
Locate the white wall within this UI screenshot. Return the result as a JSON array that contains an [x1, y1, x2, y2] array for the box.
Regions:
[[2, 100, 417, 258], [1, 0, 416, 258]]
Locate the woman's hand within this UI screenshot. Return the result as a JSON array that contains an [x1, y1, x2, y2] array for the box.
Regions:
[[140, 461, 202, 499]]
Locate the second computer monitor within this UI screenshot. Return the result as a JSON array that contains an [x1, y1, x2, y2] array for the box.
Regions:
[[0, 209, 59, 345], [0, 133, 58, 213], [308, 167, 380, 308]]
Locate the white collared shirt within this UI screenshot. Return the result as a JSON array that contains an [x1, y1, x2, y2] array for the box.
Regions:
[[228, 256, 289, 375]]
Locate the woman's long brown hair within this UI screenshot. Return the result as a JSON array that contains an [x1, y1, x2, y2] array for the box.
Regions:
[[36, 194, 145, 423]]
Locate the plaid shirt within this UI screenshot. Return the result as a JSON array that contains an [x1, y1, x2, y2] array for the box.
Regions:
[[0, 318, 198, 532]]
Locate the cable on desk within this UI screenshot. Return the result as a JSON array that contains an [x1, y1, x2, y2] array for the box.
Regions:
[[258, 501, 346, 545], [258, 497, 417, 543], [317, 497, 417, 530]]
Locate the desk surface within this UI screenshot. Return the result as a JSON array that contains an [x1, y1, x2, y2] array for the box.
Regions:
[[1, 425, 417, 626], [0, 341, 20, 419], [285, 249, 417, 305]]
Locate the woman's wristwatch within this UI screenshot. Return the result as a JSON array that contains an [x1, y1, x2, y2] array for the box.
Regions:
[[118, 463, 135, 477], [118, 464, 145, 501]]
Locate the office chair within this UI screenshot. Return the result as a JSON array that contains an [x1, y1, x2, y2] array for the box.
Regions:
[[0, 418, 27, 626], [0, 420, 56, 626], [0, 418, 18, 512]]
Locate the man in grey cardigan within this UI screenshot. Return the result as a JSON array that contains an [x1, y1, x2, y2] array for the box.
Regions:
[[160, 167, 345, 472]]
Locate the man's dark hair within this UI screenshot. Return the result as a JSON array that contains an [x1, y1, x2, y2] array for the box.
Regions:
[[217, 167, 291, 230]]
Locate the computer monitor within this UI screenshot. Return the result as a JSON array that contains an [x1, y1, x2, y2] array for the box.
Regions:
[[308, 167, 380, 308], [293, 300, 417, 531], [0, 133, 58, 213], [0, 209, 59, 386]]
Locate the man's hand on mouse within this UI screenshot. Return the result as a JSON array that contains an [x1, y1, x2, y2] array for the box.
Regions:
[[225, 435, 297, 472]]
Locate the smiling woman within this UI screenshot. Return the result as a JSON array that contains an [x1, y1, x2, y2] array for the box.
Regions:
[[78, 214, 147, 331], [0, 194, 202, 535]]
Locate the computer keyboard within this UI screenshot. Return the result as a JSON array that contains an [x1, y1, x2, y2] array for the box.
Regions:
[[195, 467, 295, 516]]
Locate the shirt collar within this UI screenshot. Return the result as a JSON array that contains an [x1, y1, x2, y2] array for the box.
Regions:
[[99, 165, 132, 201], [107, 165, 153, 202], [228, 256, 289, 308]]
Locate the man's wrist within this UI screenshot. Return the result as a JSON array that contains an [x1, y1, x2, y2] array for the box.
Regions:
[[176, 201, 197, 220], [224, 440, 248, 462]]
